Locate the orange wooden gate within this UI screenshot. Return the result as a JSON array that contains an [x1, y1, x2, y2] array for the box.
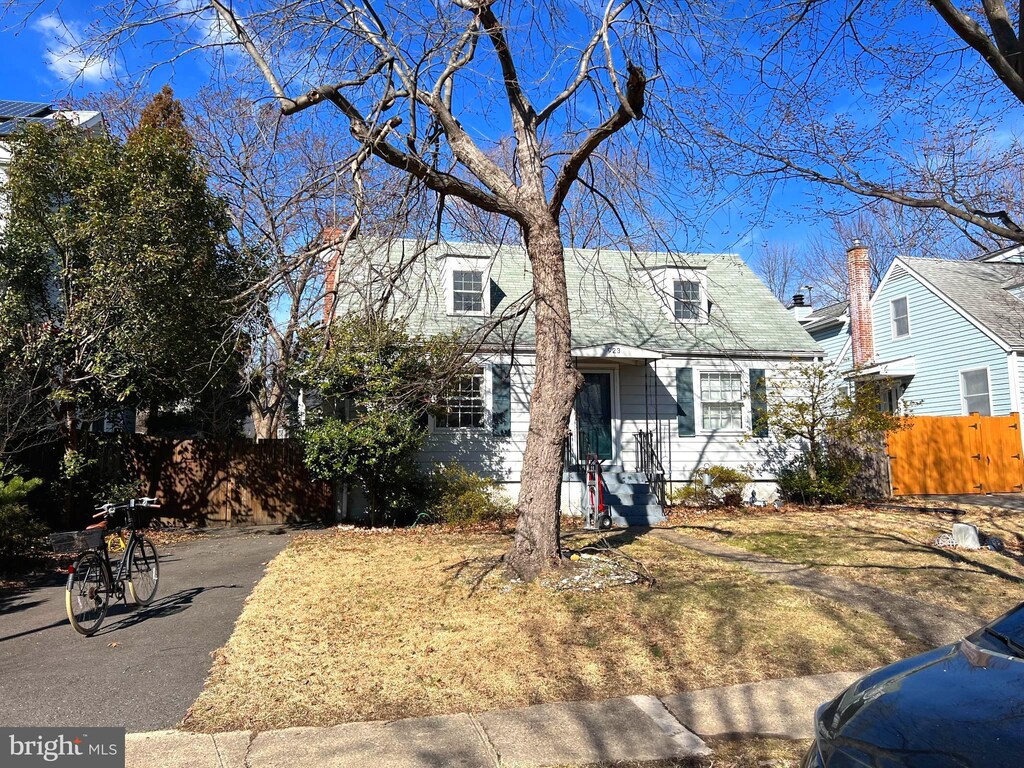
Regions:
[[887, 413, 1024, 496]]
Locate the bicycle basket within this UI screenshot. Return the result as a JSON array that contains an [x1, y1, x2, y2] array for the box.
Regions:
[[48, 528, 105, 553]]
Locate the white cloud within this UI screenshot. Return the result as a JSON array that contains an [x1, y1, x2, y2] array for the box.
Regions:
[[32, 14, 119, 85], [172, 0, 240, 49]]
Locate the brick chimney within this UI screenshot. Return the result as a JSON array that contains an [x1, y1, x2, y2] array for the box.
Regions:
[[321, 227, 343, 326], [847, 238, 874, 366]]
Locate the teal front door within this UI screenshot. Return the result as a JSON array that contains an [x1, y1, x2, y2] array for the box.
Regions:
[[576, 372, 613, 462]]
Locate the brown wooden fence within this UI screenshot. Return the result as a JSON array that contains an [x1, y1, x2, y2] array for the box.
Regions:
[[887, 413, 1024, 496], [14, 436, 333, 527]]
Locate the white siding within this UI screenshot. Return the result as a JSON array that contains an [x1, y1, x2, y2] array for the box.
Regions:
[[418, 354, 807, 503]]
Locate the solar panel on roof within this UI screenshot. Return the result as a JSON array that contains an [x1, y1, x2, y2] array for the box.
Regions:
[[0, 116, 54, 136], [0, 100, 52, 120]]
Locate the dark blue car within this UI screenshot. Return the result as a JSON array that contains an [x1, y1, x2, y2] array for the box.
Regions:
[[802, 602, 1024, 767]]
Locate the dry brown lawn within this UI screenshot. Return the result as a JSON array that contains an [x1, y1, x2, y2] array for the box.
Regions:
[[182, 527, 923, 733], [665, 501, 1024, 621]]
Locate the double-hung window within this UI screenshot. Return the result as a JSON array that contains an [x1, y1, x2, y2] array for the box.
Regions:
[[436, 367, 485, 429], [452, 270, 484, 313], [960, 368, 991, 416], [700, 371, 743, 431], [891, 297, 910, 338], [673, 280, 701, 321]]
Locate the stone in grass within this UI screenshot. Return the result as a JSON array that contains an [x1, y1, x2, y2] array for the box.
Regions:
[[952, 522, 981, 550]]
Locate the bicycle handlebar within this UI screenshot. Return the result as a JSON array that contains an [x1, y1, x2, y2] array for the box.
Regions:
[[92, 497, 162, 517]]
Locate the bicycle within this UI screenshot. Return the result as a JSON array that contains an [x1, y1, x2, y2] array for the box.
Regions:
[[49, 497, 162, 636]]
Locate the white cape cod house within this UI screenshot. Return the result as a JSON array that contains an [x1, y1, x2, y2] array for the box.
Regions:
[[327, 239, 822, 525]]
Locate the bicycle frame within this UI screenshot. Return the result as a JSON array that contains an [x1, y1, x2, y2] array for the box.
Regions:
[[79, 500, 153, 599]]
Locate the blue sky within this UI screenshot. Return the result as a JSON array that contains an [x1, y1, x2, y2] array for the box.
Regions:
[[0, 2, 815, 258], [1, 1, 1018, 271]]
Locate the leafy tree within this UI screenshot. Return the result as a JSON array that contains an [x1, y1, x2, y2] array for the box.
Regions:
[[0, 466, 45, 566], [132, 84, 192, 150], [297, 315, 469, 526], [0, 103, 245, 460], [756, 363, 904, 503]]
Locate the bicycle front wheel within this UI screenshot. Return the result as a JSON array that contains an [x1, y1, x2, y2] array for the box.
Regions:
[[126, 537, 159, 606], [66, 551, 110, 636]]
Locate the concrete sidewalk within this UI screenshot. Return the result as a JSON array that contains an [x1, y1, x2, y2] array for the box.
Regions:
[[126, 671, 861, 767]]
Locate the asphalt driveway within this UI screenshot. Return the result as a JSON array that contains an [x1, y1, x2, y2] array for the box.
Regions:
[[0, 528, 291, 732]]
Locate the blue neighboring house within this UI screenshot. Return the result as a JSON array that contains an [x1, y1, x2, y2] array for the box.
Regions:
[[800, 243, 1024, 417]]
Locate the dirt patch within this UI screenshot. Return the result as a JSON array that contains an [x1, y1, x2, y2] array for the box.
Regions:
[[181, 527, 922, 733]]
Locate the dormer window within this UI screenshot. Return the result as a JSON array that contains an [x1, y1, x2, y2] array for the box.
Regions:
[[673, 280, 701, 320], [442, 253, 491, 315], [453, 270, 484, 313]]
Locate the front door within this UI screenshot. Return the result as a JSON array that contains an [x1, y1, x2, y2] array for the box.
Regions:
[[576, 372, 613, 462]]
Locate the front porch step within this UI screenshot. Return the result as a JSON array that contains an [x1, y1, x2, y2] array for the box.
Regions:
[[609, 506, 666, 526], [564, 469, 651, 486], [566, 466, 665, 527], [602, 490, 655, 506]]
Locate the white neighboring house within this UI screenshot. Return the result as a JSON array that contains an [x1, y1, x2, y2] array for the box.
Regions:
[[325, 239, 823, 526], [0, 100, 104, 228]]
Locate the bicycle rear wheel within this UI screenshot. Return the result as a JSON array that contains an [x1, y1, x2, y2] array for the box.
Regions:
[[65, 551, 110, 636], [126, 537, 159, 605]]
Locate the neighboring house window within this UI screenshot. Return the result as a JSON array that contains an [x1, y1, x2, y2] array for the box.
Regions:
[[673, 280, 701, 320], [436, 368, 485, 428], [452, 270, 484, 313], [891, 297, 910, 338], [881, 382, 905, 414], [699, 371, 743, 430], [960, 368, 992, 416]]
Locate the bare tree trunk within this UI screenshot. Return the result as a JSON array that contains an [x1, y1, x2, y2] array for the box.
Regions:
[[250, 402, 278, 440], [508, 218, 582, 580]]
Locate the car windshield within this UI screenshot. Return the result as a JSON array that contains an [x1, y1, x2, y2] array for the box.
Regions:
[[984, 605, 1024, 656]]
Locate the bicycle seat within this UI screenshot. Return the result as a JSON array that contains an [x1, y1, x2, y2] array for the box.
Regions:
[[86, 521, 107, 531]]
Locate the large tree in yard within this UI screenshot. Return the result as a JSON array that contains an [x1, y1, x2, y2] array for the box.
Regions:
[[56, 0, 715, 577]]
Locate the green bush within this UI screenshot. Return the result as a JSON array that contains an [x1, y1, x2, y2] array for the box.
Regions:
[[775, 448, 860, 505], [669, 465, 752, 509], [302, 411, 428, 526], [0, 469, 46, 567], [428, 464, 515, 527]]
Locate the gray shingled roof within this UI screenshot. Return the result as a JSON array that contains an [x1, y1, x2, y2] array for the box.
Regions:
[[802, 300, 849, 330], [334, 239, 822, 356], [901, 258, 1024, 349]]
